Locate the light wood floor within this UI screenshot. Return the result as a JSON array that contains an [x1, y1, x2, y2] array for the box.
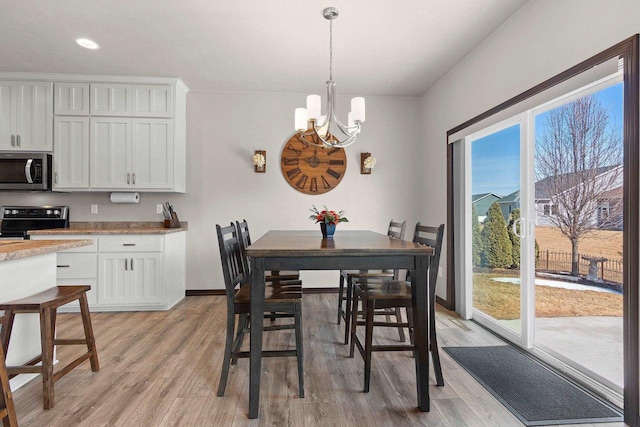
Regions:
[[10, 294, 625, 427]]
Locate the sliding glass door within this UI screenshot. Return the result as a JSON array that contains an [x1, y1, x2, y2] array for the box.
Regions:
[[467, 117, 534, 345], [463, 74, 624, 401]]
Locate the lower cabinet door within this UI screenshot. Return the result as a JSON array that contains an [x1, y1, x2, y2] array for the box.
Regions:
[[98, 252, 162, 305], [129, 253, 162, 304], [98, 254, 129, 305]]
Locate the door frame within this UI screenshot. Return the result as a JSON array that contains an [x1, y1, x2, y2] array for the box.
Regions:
[[445, 35, 639, 425]]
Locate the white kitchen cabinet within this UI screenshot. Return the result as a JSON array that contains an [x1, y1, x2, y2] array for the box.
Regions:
[[90, 117, 173, 190], [90, 83, 131, 116], [98, 253, 162, 305], [53, 116, 90, 190], [132, 85, 172, 118], [131, 119, 174, 189], [54, 82, 90, 115], [0, 81, 53, 151], [32, 232, 185, 312], [90, 117, 132, 189], [91, 83, 172, 118]]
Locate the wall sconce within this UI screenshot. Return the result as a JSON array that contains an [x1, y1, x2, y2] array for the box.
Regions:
[[360, 152, 376, 174], [253, 150, 266, 173]]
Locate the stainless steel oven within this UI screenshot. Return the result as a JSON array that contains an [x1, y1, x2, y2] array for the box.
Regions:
[[0, 152, 52, 191], [0, 206, 69, 239]]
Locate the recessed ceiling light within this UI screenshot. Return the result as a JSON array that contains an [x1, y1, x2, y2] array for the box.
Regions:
[[76, 38, 100, 50]]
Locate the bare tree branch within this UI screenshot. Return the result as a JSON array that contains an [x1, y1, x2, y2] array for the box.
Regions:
[[536, 94, 622, 274]]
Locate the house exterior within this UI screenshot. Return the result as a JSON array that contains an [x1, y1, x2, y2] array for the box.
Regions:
[[535, 165, 623, 230], [471, 193, 502, 222]]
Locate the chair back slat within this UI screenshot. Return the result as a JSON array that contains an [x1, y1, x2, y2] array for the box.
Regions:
[[216, 223, 247, 298], [387, 220, 406, 240], [236, 219, 251, 275], [412, 222, 445, 293]]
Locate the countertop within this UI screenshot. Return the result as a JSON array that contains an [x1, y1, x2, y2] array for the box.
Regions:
[[0, 239, 94, 262], [28, 221, 188, 235]]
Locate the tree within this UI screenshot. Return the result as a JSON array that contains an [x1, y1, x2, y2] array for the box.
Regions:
[[480, 202, 512, 268], [536, 94, 622, 275], [472, 205, 483, 267], [507, 208, 521, 269]]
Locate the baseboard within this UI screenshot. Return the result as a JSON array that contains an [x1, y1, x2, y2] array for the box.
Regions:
[[185, 287, 339, 296]]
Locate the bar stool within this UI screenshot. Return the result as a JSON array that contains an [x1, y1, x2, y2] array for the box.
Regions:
[[0, 315, 18, 427], [0, 286, 99, 410]]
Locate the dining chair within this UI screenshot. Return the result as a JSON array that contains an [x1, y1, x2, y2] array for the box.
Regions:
[[337, 219, 406, 344], [349, 223, 445, 392], [236, 219, 301, 282], [215, 223, 304, 398]]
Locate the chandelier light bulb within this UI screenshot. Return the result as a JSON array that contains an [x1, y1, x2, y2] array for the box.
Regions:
[[306, 95, 322, 120], [295, 108, 308, 132]]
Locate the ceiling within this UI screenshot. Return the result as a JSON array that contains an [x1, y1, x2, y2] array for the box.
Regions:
[[0, 0, 528, 96]]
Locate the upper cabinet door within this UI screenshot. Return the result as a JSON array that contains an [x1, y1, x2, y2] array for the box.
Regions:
[[0, 82, 16, 150], [91, 83, 132, 116], [14, 82, 53, 151], [0, 81, 53, 151], [131, 118, 174, 189], [54, 116, 90, 190], [90, 117, 131, 188], [55, 83, 90, 115], [131, 85, 173, 118]]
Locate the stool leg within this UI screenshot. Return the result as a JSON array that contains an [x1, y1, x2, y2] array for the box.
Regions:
[[343, 278, 353, 345], [40, 307, 54, 410], [78, 294, 99, 372], [0, 312, 15, 356], [0, 346, 18, 427]]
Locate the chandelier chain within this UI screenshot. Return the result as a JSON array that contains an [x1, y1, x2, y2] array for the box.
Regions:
[[329, 18, 333, 81]]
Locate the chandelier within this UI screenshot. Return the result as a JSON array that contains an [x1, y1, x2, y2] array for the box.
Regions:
[[294, 7, 365, 148]]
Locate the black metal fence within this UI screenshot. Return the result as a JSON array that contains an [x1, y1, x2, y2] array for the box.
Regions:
[[536, 250, 623, 284]]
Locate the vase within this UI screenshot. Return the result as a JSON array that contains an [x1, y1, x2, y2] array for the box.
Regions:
[[320, 223, 336, 238]]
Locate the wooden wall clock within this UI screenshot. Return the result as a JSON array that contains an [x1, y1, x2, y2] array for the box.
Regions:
[[280, 133, 347, 194]]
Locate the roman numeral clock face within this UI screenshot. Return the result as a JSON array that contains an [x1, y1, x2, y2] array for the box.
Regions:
[[280, 134, 347, 194]]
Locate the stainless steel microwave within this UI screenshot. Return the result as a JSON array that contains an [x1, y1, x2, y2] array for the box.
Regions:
[[0, 152, 52, 191]]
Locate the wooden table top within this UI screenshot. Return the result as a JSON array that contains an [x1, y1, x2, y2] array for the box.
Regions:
[[246, 230, 434, 257]]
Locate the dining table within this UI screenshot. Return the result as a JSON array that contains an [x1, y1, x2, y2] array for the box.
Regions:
[[245, 230, 434, 419]]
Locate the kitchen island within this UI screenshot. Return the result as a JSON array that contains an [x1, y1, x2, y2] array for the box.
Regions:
[[0, 239, 93, 390]]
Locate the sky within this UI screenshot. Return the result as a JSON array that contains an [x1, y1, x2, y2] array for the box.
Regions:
[[471, 82, 623, 196]]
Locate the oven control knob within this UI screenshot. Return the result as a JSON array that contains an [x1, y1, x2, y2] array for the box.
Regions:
[[11, 210, 18, 215], [46, 210, 52, 215], [53, 210, 60, 216]]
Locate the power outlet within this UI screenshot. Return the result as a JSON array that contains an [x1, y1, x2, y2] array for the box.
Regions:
[[156, 204, 164, 214], [91, 204, 98, 214]]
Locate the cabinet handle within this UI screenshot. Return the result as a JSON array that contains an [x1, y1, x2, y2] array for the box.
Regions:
[[57, 265, 70, 268], [131, 258, 134, 270], [122, 243, 136, 246], [125, 258, 128, 270], [16, 135, 20, 147], [127, 173, 131, 184], [11, 135, 15, 147], [132, 173, 136, 185]]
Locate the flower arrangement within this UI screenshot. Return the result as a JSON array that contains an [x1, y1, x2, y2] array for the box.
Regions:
[[252, 152, 266, 167], [309, 205, 349, 225], [363, 156, 377, 169]]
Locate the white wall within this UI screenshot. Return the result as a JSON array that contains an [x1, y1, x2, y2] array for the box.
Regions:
[[0, 91, 421, 290], [420, 0, 640, 301]]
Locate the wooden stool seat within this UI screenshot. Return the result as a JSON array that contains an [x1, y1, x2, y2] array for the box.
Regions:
[[0, 286, 91, 311], [0, 285, 99, 410]]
